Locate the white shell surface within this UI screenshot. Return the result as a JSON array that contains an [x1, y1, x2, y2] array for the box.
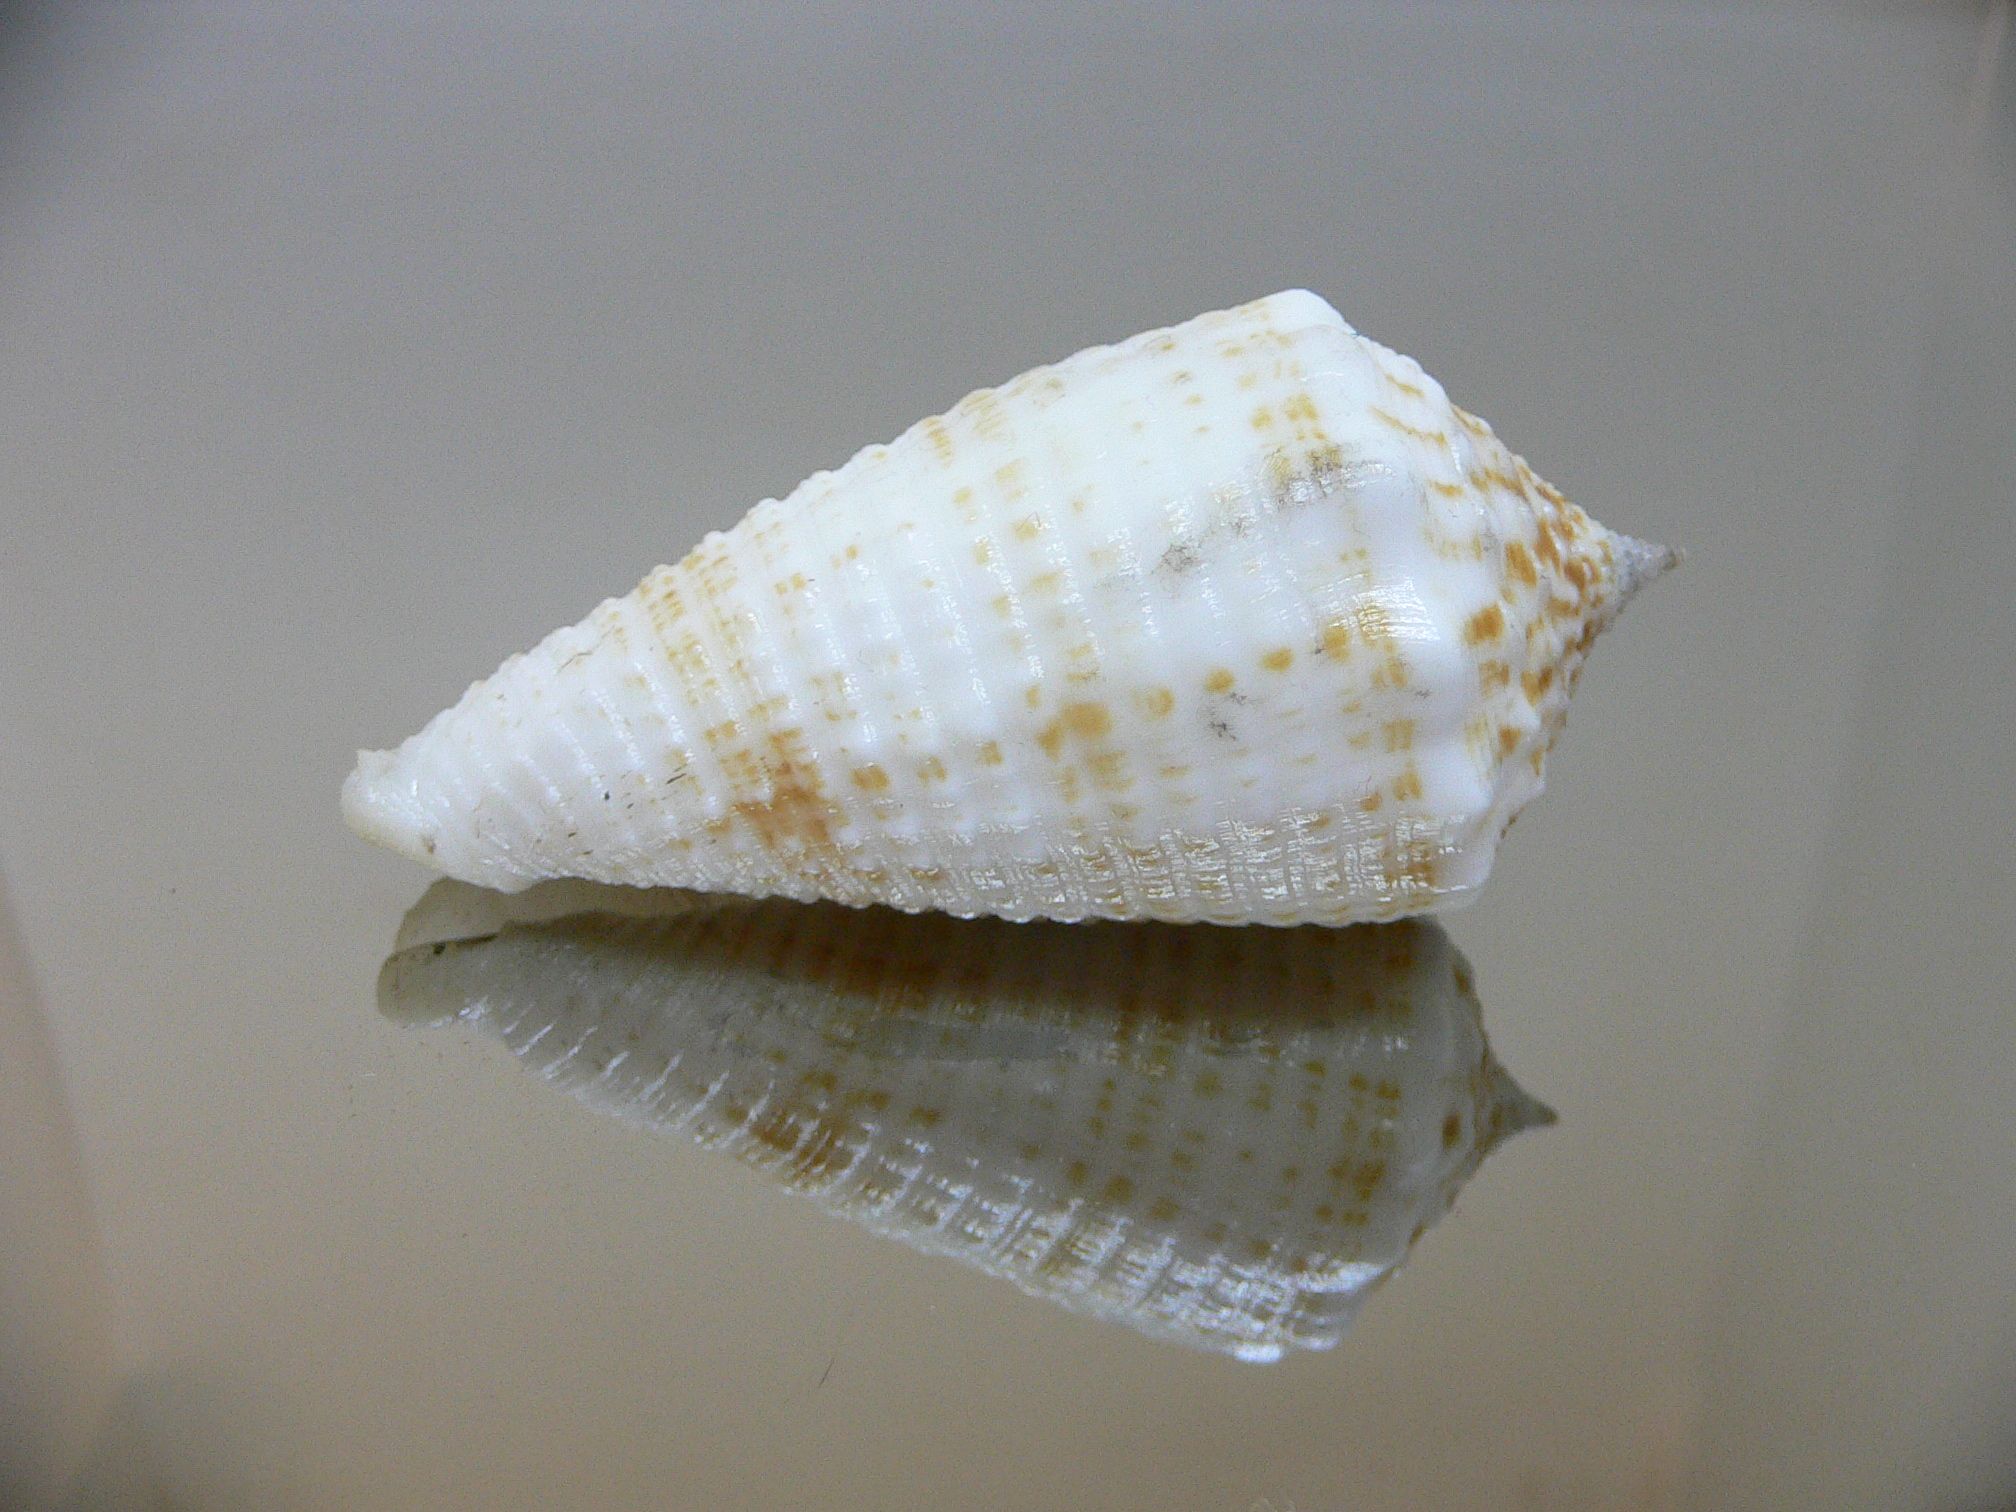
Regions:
[[381, 881, 1552, 1360], [345, 290, 1672, 923]]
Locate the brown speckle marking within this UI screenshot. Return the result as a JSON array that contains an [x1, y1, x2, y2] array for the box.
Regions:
[[1472, 465, 1530, 498], [1369, 404, 1447, 445], [1353, 598, 1395, 645], [1479, 660, 1511, 693], [851, 764, 890, 792], [725, 728, 843, 860], [977, 740, 1004, 766], [747, 1104, 855, 1187], [1261, 647, 1294, 672], [1464, 604, 1506, 646], [1204, 668, 1236, 695], [920, 416, 956, 466], [1392, 764, 1423, 802], [1383, 719, 1415, 753], [1085, 750, 1129, 790], [1035, 700, 1113, 759], [1533, 518, 1563, 569], [1011, 514, 1043, 542], [1350, 598, 1409, 687], [1134, 686, 1175, 718], [1264, 443, 1348, 506], [1505, 540, 1538, 587], [1442, 1113, 1462, 1149], [637, 564, 689, 632], [1321, 621, 1351, 659], [962, 390, 1010, 441]]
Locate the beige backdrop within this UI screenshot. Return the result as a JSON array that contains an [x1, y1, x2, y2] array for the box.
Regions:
[[2, 4, 2012, 1509]]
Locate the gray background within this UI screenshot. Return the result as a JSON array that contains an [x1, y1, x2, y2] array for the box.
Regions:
[[2, 3, 2012, 1508]]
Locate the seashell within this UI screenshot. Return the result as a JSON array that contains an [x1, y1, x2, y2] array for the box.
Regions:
[[345, 290, 1673, 924], [381, 881, 1554, 1360]]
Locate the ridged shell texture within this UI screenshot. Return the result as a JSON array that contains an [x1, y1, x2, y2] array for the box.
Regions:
[[382, 882, 1552, 1360], [347, 291, 1672, 924]]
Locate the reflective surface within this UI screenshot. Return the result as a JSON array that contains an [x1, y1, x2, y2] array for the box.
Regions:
[[2, 4, 2012, 1509], [381, 885, 1550, 1362]]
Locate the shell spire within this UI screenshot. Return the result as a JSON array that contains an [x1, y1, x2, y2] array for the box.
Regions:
[[344, 291, 1672, 924]]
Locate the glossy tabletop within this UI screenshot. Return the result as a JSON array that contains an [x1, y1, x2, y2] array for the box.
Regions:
[[2, 5, 2013, 1509]]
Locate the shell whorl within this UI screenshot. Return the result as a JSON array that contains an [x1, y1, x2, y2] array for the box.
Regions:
[[345, 291, 1672, 923]]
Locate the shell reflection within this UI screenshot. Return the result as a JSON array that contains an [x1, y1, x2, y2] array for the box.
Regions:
[[382, 881, 1553, 1361]]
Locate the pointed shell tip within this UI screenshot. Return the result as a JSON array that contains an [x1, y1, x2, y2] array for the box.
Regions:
[[1614, 533, 1682, 607]]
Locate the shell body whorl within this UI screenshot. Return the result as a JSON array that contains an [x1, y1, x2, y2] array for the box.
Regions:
[[344, 291, 1671, 924]]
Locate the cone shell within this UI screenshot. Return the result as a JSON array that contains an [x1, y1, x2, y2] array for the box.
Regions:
[[346, 290, 1673, 924], [382, 881, 1553, 1360]]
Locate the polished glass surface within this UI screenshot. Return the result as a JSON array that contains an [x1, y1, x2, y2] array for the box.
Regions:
[[380, 886, 1552, 1363], [2, 5, 2012, 1509]]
